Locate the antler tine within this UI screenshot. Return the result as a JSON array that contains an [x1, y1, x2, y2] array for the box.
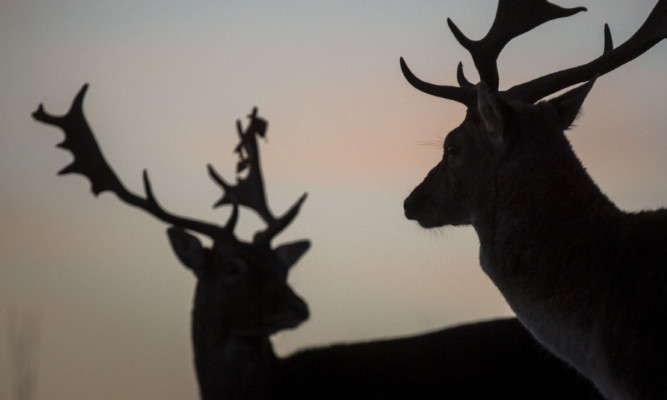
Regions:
[[448, 0, 586, 91], [253, 193, 308, 246], [33, 84, 226, 239], [210, 108, 307, 246], [399, 57, 477, 107], [603, 24, 614, 55], [456, 62, 475, 90], [506, 0, 666, 104]]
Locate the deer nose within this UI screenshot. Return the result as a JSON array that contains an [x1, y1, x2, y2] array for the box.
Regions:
[[404, 190, 420, 220], [289, 296, 310, 322]]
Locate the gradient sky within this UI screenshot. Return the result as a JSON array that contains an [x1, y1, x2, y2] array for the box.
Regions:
[[1, 0, 665, 398]]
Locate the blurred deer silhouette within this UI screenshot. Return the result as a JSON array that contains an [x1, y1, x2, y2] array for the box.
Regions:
[[402, 1, 666, 399], [34, 86, 602, 399]]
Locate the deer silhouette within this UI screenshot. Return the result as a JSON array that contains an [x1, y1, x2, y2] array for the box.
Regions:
[[402, 1, 666, 399], [32, 85, 603, 399]]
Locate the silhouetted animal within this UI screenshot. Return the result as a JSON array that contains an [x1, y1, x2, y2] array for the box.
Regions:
[[402, 1, 666, 399]]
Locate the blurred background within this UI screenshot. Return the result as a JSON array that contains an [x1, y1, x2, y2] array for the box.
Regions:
[[1, 0, 665, 398]]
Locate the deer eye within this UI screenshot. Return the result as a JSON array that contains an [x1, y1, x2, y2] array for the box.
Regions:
[[445, 144, 459, 157]]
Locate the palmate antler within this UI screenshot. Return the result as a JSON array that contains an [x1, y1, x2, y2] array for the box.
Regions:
[[401, 0, 667, 106], [207, 108, 307, 245], [32, 84, 305, 247]]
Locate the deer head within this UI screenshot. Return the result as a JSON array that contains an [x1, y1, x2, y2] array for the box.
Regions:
[[402, 0, 666, 228], [32, 86, 310, 336]]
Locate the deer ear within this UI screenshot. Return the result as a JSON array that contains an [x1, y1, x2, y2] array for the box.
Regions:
[[476, 82, 510, 146], [276, 240, 311, 270], [548, 77, 596, 130], [167, 227, 207, 275]]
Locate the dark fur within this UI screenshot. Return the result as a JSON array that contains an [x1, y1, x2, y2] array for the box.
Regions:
[[405, 85, 667, 399], [278, 318, 601, 400]]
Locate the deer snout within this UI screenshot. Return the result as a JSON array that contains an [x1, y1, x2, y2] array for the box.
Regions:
[[262, 293, 309, 335], [404, 197, 416, 220], [288, 294, 310, 323], [404, 186, 424, 221]]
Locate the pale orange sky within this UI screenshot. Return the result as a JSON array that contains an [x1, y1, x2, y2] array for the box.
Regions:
[[1, 1, 665, 398]]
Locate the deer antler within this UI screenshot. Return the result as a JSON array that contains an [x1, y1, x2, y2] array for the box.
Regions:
[[208, 108, 307, 246], [507, 0, 667, 103], [448, 0, 586, 92], [34, 85, 305, 246], [401, 0, 666, 105]]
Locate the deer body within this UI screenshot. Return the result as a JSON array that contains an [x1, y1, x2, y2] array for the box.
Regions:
[[191, 315, 602, 400], [401, 1, 666, 398], [277, 317, 603, 399]]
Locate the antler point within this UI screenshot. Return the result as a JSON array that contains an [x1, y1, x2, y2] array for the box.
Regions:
[[32, 104, 44, 116], [57, 163, 77, 176], [603, 23, 614, 54], [32, 103, 59, 124], [447, 18, 473, 50], [142, 169, 157, 202], [212, 198, 225, 209], [456, 62, 474, 89]]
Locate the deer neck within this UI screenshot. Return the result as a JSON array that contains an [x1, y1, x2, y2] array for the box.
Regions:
[[191, 314, 278, 400], [471, 143, 621, 374], [474, 140, 619, 271]]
